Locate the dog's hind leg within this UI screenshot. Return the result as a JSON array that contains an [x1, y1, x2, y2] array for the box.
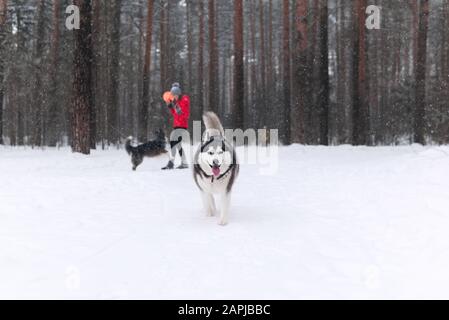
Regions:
[[218, 193, 231, 226], [202, 192, 216, 217]]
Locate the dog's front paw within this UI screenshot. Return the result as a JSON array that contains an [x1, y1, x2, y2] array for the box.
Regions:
[[218, 219, 228, 226]]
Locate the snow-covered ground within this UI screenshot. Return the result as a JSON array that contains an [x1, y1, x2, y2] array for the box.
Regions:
[[1, 144, 449, 299]]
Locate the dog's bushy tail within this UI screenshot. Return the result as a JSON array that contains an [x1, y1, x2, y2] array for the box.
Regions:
[[203, 112, 224, 136], [125, 136, 135, 155]]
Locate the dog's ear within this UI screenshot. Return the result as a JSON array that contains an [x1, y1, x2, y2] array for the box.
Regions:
[[155, 129, 165, 140]]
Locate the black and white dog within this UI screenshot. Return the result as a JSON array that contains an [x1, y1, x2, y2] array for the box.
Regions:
[[125, 130, 167, 171], [193, 112, 239, 226]]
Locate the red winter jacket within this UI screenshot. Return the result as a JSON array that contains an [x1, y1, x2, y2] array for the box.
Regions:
[[170, 95, 190, 129]]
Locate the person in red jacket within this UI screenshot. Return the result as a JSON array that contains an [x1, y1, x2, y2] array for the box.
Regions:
[[162, 83, 190, 170]]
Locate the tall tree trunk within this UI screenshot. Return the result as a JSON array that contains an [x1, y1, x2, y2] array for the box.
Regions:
[[443, 1, 449, 92], [318, 0, 329, 145], [291, 0, 307, 144], [165, 0, 175, 88], [186, 0, 193, 93], [249, 0, 256, 127], [135, 0, 144, 138], [282, 0, 291, 144], [91, 0, 100, 149], [352, 0, 368, 145], [372, 7, 381, 144], [160, 0, 168, 92], [305, 0, 319, 144], [414, 0, 429, 145], [258, 0, 266, 128], [102, 2, 110, 147], [442, 0, 448, 87], [198, 0, 205, 118], [411, 0, 419, 77], [47, 0, 61, 147], [96, 0, 106, 147], [0, 0, 7, 145], [32, 0, 46, 147], [108, 0, 121, 144], [14, 4, 24, 145], [335, 0, 346, 143], [208, 0, 219, 113], [445, 0, 449, 143], [159, 0, 170, 135], [71, 0, 93, 154], [232, 0, 244, 129], [140, 0, 154, 141], [267, 0, 274, 129]]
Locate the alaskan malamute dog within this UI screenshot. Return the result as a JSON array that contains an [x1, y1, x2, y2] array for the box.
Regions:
[[193, 112, 239, 226]]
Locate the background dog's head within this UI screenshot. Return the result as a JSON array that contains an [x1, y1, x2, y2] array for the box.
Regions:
[[155, 129, 166, 142]]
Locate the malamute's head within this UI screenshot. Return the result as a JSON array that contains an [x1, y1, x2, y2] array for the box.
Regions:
[[198, 137, 233, 177]]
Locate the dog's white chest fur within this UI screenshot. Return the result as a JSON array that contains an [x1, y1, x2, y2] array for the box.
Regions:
[[196, 171, 232, 194]]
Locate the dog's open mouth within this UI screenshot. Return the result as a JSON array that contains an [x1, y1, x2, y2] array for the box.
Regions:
[[211, 164, 221, 177]]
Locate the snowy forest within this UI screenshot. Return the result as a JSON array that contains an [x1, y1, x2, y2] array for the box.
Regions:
[[2, 1, 449, 300], [0, 0, 448, 151]]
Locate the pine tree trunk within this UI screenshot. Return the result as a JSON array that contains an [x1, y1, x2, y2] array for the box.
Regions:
[[282, 0, 291, 144], [13, 3, 24, 145], [412, 0, 419, 76], [71, 0, 93, 155], [232, 0, 244, 129], [305, 0, 319, 144], [198, 0, 205, 118], [352, 0, 368, 145], [258, 0, 266, 128], [318, 0, 329, 145], [208, 0, 219, 113], [414, 0, 429, 145], [160, 0, 168, 92], [267, 0, 274, 129], [443, 0, 449, 95], [32, 0, 46, 147], [445, 0, 449, 143], [291, 0, 307, 144], [372, 9, 381, 144], [91, 0, 101, 149], [0, 0, 7, 145], [186, 0, 193, 93], [108, 0, 121, 144], [442, 1, 448, 87], [166, 0, 175, 87], [140, 0, 154, 141], [47, 0, 61, 147], [335, 0, 346, 143], [249, 0, 256, 126]]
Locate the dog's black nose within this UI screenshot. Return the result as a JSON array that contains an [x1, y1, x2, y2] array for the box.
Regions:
[[213, 159, 220, 166]]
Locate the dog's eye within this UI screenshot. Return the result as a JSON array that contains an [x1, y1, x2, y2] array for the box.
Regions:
[[208, 151, 214, 155], [218, 150, 224, 155]]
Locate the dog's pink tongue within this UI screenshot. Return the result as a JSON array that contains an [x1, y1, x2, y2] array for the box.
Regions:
[[212, 167, 221, 177]]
